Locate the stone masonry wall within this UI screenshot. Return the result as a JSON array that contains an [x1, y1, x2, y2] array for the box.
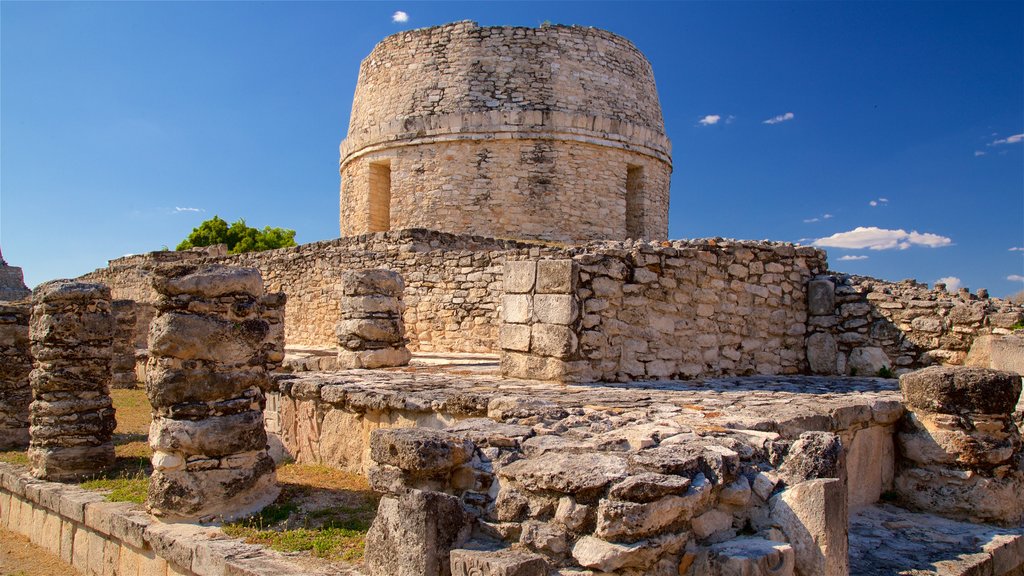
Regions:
[[501, 240, 828, 382], [0, 301, 32, 450], [806, 274, 1024, 377], [82, 230, 555, 352], [340, 21, 672, 243]]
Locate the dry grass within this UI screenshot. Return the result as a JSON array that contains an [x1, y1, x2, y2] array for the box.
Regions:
[[0, 528, 79, 576]]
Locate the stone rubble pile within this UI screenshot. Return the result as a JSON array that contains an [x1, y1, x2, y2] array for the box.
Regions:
[[895, 366, 1024, 526], [336, 269, 411, 368], [0, 301, 32, 450], [28, 280, 116, 481], [146, 264, 278, 521], [110, 299, 138, 388]]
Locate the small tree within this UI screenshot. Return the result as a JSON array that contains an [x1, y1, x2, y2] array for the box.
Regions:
[[176, 216, 297, 254]]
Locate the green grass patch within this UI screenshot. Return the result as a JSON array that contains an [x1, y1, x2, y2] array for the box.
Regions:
[[80, 470, 149, 504], [223, 524, 369, 561], [0, 450, 29, 466]]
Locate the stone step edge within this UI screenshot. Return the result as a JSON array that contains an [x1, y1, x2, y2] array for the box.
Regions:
[[0, 462, 345, 576]]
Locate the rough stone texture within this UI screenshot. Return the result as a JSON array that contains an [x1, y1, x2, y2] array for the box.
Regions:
[[337, 269, 411, 368], [805, 273, 1024, 376], [0, 301, 32, 450], [449, 547, 549, 576], [261, 291, 287, 372], [501, 240, 827, 382], [769, 478, 848, 576], [145, 264, 278, 522], [966, 333, 1024, 375], [340, 21, 671, 244], [365, 489, 473, 576], [110, 299, 138, 389], [28, 280, 116, 481], [704, 538, 795, 576], [0, 247, 32, 302], [895, 366, 1024, 526]]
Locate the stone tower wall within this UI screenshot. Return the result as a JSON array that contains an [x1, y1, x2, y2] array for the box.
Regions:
[[340, 22, 672, 243]]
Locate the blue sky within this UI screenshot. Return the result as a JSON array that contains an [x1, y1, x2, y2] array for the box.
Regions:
[[2, 1, 1022, 295]]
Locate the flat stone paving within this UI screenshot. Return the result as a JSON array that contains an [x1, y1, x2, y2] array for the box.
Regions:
[[850, 504, 1024, 575]]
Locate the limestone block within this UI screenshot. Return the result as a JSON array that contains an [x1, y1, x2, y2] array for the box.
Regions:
[[845, 426, 893, 510], [149, 312, 266, 364], [899, 366, 1022, 415], [894, 466, 1024, 526], [777, 432, 845, 487], [847, 347, 890, 376], [595, 494, 689, 542], [154, 266, 263, 298], [368, 428, 474, 478], [147, 452, 278, 521], [531, 323, 577, 359], [536, 260, 576, 294], [769, 478, 848, 576], [805, 333, 837, 376], [502, 295, 532, 324], [807, 279, 835, 316], [341, 268, 404, 297], [607, 472, 690, 503], [499, 324, 531, 352], [498, 452, 627, 502], [144, 360, 267, 408], [450, 547, 549, 576], [692, 508, 733, 540], [571, 533, 687, 572], [337, 346, 412, 369], [340, 294, 401, 316], [533, 294, 578, 325], [336, 318, 405, 344], [365, 490, 472, 576], [149, 412, 268, 457], [504, 261, 537, 294], [707, 538, 795, 576]]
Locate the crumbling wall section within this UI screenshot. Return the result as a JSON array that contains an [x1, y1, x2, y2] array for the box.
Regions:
[[0, 301, 32, 450]]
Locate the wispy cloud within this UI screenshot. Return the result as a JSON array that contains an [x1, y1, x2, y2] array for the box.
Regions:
[[698, 114, 721, 126], [392, 10, 409, 23], [1010, 247, 1024, 252], [174, 207, 203, 213], [838, 255, 868, 261], [802, 213, 833, 224], [763, 112, 795, 125], [991, 133, 1023, 146], [869, 197, 889, 207], [726, 115, 736, 124], [936, 276, 962, 291], [813, 226, 952, 251], [974, 151, 987, 157], [1008, 274, 1024, 283]]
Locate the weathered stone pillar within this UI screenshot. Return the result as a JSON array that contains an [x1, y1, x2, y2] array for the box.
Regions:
[[0, 301, 32, 450], [28, 281, 116, 480], [895, 366, 1024, 526], [260, 291, 286, 372], [336, 269, 411, 368], [146, 265, 278, 521], [110, 299, 138, 389]]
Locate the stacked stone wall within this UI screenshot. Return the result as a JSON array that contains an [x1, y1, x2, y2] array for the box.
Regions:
[[806, 274, 1024, 377], [340, 21, 672, 243], [110, 300, 138, 389], [501, 240, 827, 382]]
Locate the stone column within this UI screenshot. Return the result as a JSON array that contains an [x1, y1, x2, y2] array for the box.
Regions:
[[260, 291, 286, 372], [0, 301, 32, 450], [146, 265, 278, 521], [895, 366, 1024, 526], [28, 281, 116, 480], [110, 299, 138, 389], [336, 269, 411, 368]]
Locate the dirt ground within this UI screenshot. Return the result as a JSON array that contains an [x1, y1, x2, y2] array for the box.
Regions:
[[0, 528, 80, 576]]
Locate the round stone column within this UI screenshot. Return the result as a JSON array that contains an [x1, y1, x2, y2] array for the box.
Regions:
[[336, 269, 411, 369], [28, 281, 116, 480]]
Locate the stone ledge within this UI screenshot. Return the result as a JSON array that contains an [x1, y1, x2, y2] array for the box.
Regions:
[[0, 462, 345, 576]]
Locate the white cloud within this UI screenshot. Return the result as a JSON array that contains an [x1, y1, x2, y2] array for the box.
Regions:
[[869, 198, 889, 207], [803, 213, 833, 224], [974, 150, 987, 157], [1008, 274, 1024, 282], [698, 115, 721, 126], [763, 112, 795, 125], [991, 133, 1023, 146], [936, 276, 962, 291], [174, 207, 203, 213], [823, 213, 833, 219], [1010, 247, 1024, 251], [392, 10, 409, 23], [813, 226, 953, 251], [726, 115, 736, 124], [838, 255, 868, 261]]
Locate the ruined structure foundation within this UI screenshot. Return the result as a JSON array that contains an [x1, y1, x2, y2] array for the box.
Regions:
[[28, 280, 116, 481]]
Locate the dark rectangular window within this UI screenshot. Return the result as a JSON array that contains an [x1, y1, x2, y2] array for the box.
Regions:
[[368, 161, 391, 232], [625, 164, 644, 239]]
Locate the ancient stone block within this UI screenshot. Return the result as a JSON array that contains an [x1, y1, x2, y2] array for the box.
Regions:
[[504, 261, 537, 294], [145, 265, 278, 522], [706, 538, 795, 576], [336, 269, 410, 369], [110, 300, 138, 389], [369, 428, 474, 479], [769, 478, 848, 576], [530, 323, 577, 359], [536, 260, 577, 294], [450, 547, 549, 576], [28, 280, 116, 481], [805, 332, 837, 376], [806, 279, 835, 316], [533, 294, 578, 325], [846, 347, 890, 376], [607, 473, 690, 503], [899, 366, 1022, 415], [498, 324, 531, 352], [365, 489, 472, 576], [501, 294, 532, 324], [0, 301, 31, 450], [777, 432, 845, 487]]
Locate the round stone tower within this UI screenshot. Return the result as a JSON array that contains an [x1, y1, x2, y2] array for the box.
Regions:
[[339, 21, 672, 243]]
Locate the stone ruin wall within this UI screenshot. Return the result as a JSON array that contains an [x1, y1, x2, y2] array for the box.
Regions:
[[501, 241, 828, 382], [340, 21, 672, 243]]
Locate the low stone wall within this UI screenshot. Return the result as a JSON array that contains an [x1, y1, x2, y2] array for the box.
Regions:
[[500, 240, 827, 382], [807, 274, 1023, 377], [0, 462, 336, 576]]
